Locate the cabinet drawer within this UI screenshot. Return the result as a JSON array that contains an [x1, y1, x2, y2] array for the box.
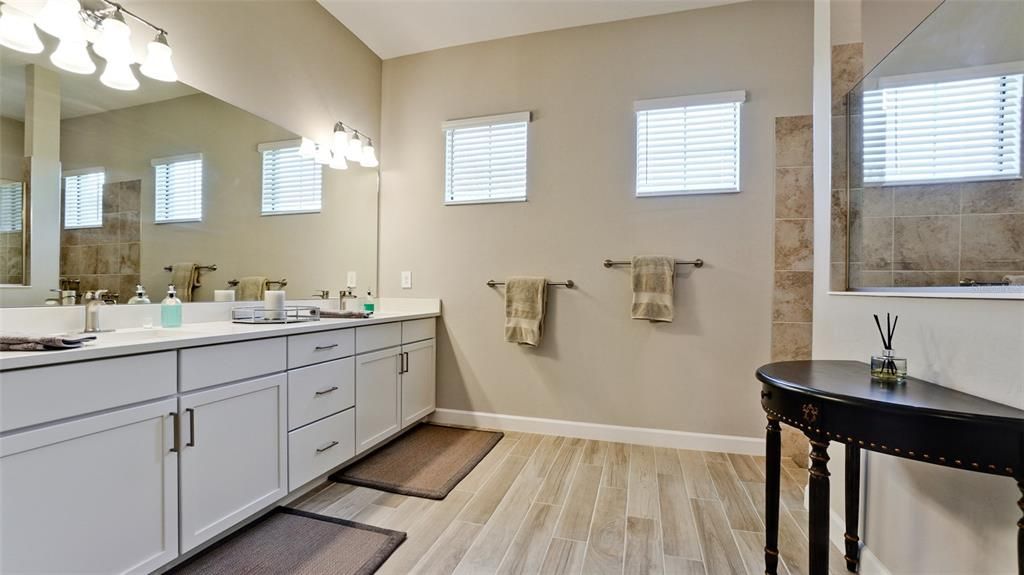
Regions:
[[0, 352, 176, 432], [288, 358, 355, 431], [288, 329, 354, 369], [288, 408, 355, 491], [356, 323, 402, 354], [402, 318, 436, 344], [179, 338, 286, 392]]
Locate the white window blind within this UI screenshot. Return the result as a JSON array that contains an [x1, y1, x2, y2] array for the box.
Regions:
[[153, 153, 203, 223], [0, 182, 23, 232], [635, 90, 745, 197], [258, 140, 322, 215], [63, 169, 105, 229], [443, 112, 530, 205], [863, 72, 1022, 185]]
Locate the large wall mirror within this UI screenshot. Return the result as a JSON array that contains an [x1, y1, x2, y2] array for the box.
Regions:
[[833, 0, 1023, 295], [0, 41, 378, 308]]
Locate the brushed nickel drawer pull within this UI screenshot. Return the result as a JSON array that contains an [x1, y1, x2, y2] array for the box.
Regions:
[[316, 440, 339, 453], [315, 386, 339, 396], [314, 343, 339, 351]]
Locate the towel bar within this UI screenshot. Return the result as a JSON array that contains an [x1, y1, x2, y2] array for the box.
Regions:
[[227, 278, 288, 288], [164, 264, 217, 272], [603, 258, 703, 268], [486, 280, 575, 288]]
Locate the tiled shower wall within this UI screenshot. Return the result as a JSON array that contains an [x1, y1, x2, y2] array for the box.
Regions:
[[830, 43, 863, 291], [60, 180, 141, 304]]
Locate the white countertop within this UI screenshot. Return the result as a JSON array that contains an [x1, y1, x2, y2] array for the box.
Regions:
[[0, 309, 440, 371]]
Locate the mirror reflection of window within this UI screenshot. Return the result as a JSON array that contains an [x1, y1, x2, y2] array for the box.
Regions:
[[152, 154, 203, 224], [0, 182, 23, 233], [259, 141, 323, 216], [63, 168, 105, 229]]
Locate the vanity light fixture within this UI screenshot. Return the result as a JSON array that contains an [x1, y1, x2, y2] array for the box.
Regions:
[[298, 137, 316, 160], [97, 10, 137, 91], [360, 139, 378, 168], [140, 31, 176, 82], [35, 0, 81, 39], [50, 34, 94, 74], [314, 143, 333, 166], [0, 4, 44, 54], [345, 131, 363, 162], [306, 122, 376, 170], [329, 150, 348, 170]]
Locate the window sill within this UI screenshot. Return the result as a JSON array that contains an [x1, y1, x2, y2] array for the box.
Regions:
[[829, 288, 1024, 301], [444, 197, 527, 206]]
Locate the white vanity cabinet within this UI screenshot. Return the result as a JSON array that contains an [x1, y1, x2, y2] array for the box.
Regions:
[[401, 338, 436, 428], [355, 346, 403, 453], [0, 398, 179, 574], [178, 373, 288, 552]]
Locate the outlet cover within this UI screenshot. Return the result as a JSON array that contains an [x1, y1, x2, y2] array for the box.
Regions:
[[401, 271, 412, 289], [346, 271, 357, 288]]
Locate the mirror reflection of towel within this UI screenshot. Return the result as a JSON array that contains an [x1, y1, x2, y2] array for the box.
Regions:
[[631, 255, 675, 322], [170, 263, 200, 302], [237, 277, 268, 301], [504, 277, 547, 347]]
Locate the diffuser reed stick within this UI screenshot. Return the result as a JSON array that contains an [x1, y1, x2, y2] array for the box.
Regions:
[[872, 313, 901, 377]]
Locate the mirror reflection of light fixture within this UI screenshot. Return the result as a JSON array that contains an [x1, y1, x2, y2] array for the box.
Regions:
[[329, 151, 348, 170], [345, 132, 363, 162], [0, 4, 44, 54], [50, 37, 95, 74], [140, 31, 176, 82], [96, 10, 138, 91], [360, 140, 378, 168], [298, 137, 316, 159], [314, 144, 332, 166], [35, 0, 82, 39]]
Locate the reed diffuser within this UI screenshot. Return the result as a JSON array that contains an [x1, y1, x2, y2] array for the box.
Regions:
[[871, 313, 907, 383]]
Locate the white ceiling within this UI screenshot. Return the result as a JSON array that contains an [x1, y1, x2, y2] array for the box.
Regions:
[[317, 0, 747, 59]]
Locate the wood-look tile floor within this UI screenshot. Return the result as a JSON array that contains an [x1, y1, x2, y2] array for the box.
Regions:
[[289, 431, 849, 575]]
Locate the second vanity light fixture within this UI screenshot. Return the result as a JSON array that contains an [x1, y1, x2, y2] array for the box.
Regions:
[[299, 122, 379, 170], [0, 0, 177, 91]]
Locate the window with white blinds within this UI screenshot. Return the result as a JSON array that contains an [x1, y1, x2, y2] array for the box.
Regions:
[[0, 181, 23, 232], [863, 72, 1022, 185], [635, 91, 745, 197], [63, 169, 105, 229], [443, 112, 530, 205], [258, 140, 322, 215], [153, 154, 203, 223]]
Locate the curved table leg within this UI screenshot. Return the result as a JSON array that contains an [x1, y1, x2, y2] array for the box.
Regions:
[[845, 445, 861, 572], [808, 436, 831, 575], [765, 417, 781, 575]]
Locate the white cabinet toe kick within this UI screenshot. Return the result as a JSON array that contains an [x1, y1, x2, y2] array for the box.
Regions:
[[0, 315, 436, 574]]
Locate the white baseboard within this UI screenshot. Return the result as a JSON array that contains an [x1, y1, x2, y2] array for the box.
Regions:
[[429, 408, 764, 455], [829, 509, 891, 575]]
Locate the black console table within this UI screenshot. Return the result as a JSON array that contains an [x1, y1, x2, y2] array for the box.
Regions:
[[756, 360, 1024, 575]]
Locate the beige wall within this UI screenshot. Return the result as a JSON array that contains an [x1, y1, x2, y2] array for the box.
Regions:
[[379, 0, 813, 438], [1, 116, 23, 181], [816, 1, 1023, 572], [60, 94, 379, 301]]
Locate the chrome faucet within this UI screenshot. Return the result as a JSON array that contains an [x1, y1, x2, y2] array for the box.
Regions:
[[338, 289, 357, 307], [83, 290, 108, 333], [311, 289, 330, 300]]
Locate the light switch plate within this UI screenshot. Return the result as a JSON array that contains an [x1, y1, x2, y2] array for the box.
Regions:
[[401, 271, 412, 289], [346, 271, 357, 288]]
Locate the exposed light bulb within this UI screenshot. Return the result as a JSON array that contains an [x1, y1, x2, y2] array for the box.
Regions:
[[140, 32, 176, 82], [35, 0, 83, 40], [50, 37, 95, 75], [0, 4, 44, 54], [360, 141, 378, 168], [100, 59, 139, 91], [345, 133, 363, 162], [314, 144, 332, 165], [94, 11, 133, 64], [298, 137, 316, 159], [329, 151, 348, 170]]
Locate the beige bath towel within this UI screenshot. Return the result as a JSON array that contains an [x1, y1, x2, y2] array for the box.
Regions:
[[170, 263, 200, 303], [504, 277, 547, 347], [1003, 275, 1024, 286], [237, 276, 267, 301], [631, 255, 675, 322]]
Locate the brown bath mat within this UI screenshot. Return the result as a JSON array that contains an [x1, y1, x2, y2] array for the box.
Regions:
[[170, 508, 405, 575], [330, 423, 504, 499]]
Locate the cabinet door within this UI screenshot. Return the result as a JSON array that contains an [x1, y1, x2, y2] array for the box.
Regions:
[[179, 374, 287, 552], [355, 346, 401, 453], [401, 339, 436, 428], [0, 398, 178, 574]]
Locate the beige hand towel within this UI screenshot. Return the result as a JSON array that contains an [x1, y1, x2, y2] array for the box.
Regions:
[[504, 277, 547, 347], [237, 276, 267, 301], [1003, 275, 1024, 286], [631, 255, 675, 322], [170, 263, 199, 303]]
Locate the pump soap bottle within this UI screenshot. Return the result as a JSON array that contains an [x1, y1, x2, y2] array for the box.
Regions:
[[161, 285, 183, 328]]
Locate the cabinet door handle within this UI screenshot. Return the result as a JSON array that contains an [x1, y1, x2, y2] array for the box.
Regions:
[[170, 412, 181, 453], [186, 408, 196, 447], [404, 352, 410, 374], [315, 386, 339, 396], [314, 343, 339, 351], [316, 440, 339, 453]]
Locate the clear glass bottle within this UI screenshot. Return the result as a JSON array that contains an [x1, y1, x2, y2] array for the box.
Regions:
[[161, 285, 183, 328], [127, 284, 151, 305], [870, 349, 907, 383], [363, 290, 376, 315]]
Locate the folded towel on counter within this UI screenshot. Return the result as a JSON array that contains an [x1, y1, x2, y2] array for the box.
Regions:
[[631, 255, 676, 322], [1003, 275, 1024, 286], [0, 335, 96, 352], [319, 309, 372, 319], [504, 277, 547, 347], [237, 276, 267, 301], [170, 262, 200, 302]]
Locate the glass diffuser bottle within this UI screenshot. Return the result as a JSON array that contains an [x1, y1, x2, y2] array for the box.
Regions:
[[870, 349, 907, 383]]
